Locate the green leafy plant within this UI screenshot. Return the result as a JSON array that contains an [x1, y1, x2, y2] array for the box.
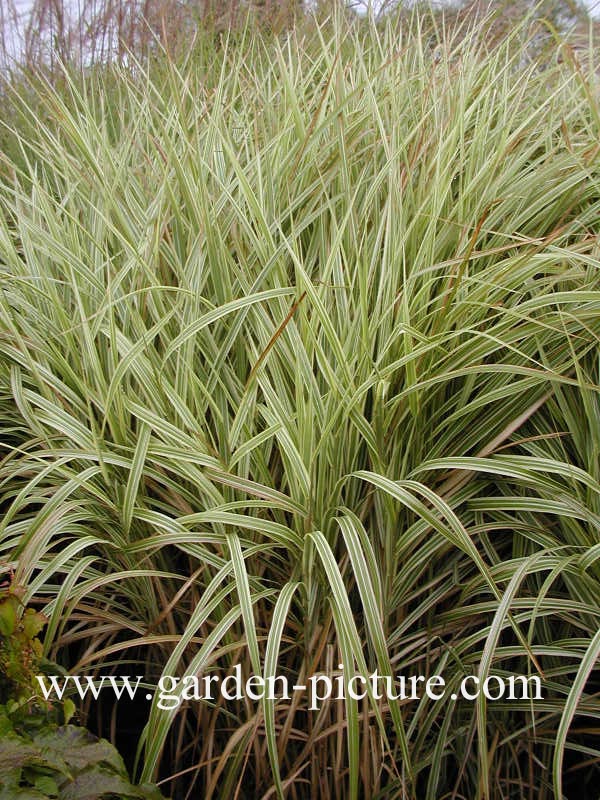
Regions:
[[0, 582, 48, 706], [0, 708, 166, 800], [0, 580, 167, 800]]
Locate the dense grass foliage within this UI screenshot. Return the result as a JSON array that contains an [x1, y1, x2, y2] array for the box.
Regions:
[[1, 10, 600, 799]]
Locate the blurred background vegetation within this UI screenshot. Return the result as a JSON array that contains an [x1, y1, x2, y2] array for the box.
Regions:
[[0, 0, 597, 74]]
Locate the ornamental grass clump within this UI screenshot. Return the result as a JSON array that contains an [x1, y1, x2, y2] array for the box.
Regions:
[[1, 7, 600, 799]]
